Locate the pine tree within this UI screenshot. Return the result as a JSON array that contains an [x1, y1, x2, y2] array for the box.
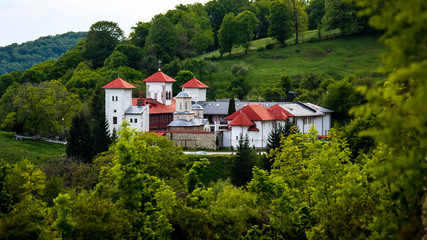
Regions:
[[232, 133, 258, 187], [264, 118, 297, 171], [228, 97, 236, 116], [66, 114, 93, 163]]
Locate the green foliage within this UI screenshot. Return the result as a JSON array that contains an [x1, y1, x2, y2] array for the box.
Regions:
[[235, 10, 260, 54], [228, 97, 236, 115], [145, 15, 178, 64], [268, 1, 293, 44], [322, 0, 362, 35], [265, 120, 297, 171], [129, 21, 152, 49], [186, 158, 210, 193], [284, 0, 309, 44], [2, 81, 81, 136], [174, 70, 194, 94], [307, 0, 325, 30], [218, 13, 239, 55], [0, 159, 11, 214], [66, 113, 94, 163], [232, 134, 259, 187], [0, 32, 86, 75], [83, 21, 124, 68]]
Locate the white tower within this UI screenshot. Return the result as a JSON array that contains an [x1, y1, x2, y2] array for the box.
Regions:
[[180, 78, 209, 102], [143, 71, 176, 105], [102, 78, 135, 134]]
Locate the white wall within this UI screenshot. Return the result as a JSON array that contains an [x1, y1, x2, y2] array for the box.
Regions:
[[105, 89, 132, 134], [184, 88, 207, 102], [227, 121, 275, 149], [146, 82, 173, 105], [124, 108, 149, 133]]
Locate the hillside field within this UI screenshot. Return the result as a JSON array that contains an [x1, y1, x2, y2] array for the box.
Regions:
[[208, 34, 385, 90], [0, 131, 65, 164]]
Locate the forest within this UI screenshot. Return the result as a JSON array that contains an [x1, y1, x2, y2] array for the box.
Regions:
[[0, 32, 86, 75], [0, 0, 426, 239]]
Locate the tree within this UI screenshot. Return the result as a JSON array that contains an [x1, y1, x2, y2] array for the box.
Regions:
[[205, 61, 218, 83], [284, 0, 308, 44], [306, 0, 325, 30], [231, 133, 259, 187], [264, 119, 297, 171], [129, 22, 152, 49], [205, 0, 227, 48], [228, 97, 236, 115], [322, 0, 361, 35], [218, 13, 238, 55], [83, 21, 124, 68], [2, 81, 81, 136], [348, 0, 427, 236], [253, 0, 272, 39], [268, 1, 293, 45], [174, 70, 195, 95], [145, 15, 178, 64], [66, 113, 94, 163], [235, 11, 260, 54]]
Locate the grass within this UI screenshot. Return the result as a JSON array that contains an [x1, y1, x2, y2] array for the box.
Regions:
[[0, 131, 66, 165], [201, 33, 385, 94]]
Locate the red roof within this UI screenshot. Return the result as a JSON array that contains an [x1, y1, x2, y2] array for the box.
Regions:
[[132, 98, 176, 114], [267, 105, 293, 120], [180, 78, 209, 89], [143, 71, 176, 83], [228, 112, 255, 126], [224, 104, 276, 121], [248, 126, 260, 131], [102, 78, 136, 89]]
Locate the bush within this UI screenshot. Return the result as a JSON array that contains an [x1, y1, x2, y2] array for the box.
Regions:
[[265, 43, 275, 49]]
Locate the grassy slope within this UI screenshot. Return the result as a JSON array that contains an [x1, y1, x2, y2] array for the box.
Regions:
[[207, 34, 385, 90], [0, 131, 65, 165]]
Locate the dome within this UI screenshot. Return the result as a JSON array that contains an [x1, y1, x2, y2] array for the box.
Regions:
[[176, 91, 191, 98], [192, 104, 203, 110]]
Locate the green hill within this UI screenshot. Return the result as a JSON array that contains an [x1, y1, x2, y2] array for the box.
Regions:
[[208, 34, 385, 90], [0, 31, 86, 75]]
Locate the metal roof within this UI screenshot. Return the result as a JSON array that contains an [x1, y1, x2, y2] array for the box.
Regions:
[[176, 91, 191, 98], [198, 101, 332, 117], [192, 104, 203, 110], [125, 106, 147, 115], [167, 117, 207, 127]]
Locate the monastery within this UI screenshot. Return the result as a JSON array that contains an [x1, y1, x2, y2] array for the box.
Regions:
[[102, 71, 332, 149]]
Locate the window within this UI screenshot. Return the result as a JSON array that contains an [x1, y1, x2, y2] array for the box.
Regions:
[[114, 110, 116, 113], [180, 102, 182, 111], [113, 117, 117, 125], [185, 102, 188, 110], [134, 119, 137, 123], [308, 117, 313, 124], [112, 96, 115, 101], [115, 96, 118, 101], [130, 119, 133, 123]]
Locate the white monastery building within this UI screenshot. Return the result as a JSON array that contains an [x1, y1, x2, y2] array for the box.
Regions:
[[102, 71, 333, 149]]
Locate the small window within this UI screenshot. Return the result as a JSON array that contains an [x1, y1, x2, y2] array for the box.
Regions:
[[134, 119, 137, 123], [130, 119, 133, 123], [115, 96, 118, 101], [114, 110, 117, 113], [236, 136, 238, 140], [113, 117, 117, 125], [112, 96, 115, 101]]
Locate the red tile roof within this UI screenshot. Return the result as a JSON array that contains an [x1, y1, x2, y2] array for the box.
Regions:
[[267, 105, 293, 120], [224, 104, 276, 121], [228, 112, 255, 126], [132, 98, 176, 114], [248, 126, 260, 131], [102, 78, 136, 89], [180, 78, 209, 89], [143, 71, 177, 82]]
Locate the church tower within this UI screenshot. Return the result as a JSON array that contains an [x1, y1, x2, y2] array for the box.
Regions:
[[102, 77, 135, 134], [180, 78, 209, 102], [143, 71, 176, 105]]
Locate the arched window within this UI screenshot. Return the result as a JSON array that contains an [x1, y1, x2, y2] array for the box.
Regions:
[[185, 102, 188, 110], [180, 102, 182, 111], [115, 96, 118, 101], [130, 119, 133, 123]]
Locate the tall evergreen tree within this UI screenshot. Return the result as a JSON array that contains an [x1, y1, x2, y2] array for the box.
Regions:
[[66, 114, 93, 163], [228, 97, 236, 115], [231, 133, 258, 187], [264, 119, 297, 171]]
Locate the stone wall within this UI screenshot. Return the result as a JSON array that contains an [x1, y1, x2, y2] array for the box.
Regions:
[[165, 131, 222, 150]]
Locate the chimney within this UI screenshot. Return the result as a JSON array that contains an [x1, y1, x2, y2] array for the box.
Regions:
[[137, 92, 145, 106]]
